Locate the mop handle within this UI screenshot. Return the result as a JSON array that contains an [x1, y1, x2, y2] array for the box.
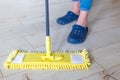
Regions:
[[45, 0, 51, 55], [45, 0, 50, 36]]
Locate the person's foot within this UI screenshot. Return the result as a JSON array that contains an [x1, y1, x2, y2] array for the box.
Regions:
[[57, 11, 78, 25], [67, 24, 88, 44]]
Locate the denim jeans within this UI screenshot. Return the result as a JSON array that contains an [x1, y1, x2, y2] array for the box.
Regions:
[[72, 0, 93, 11]]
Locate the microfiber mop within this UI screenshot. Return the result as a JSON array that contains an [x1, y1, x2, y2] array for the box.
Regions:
[[4, 0, 90, 70]]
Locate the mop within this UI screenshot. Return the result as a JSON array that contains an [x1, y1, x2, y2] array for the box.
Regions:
[[3, 0, 90, 70]]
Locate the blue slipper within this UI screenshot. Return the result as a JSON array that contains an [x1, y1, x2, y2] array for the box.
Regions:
[[57, 11, 78, 25], [67, 24, 88, 44]]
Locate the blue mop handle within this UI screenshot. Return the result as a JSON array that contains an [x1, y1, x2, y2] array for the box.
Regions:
[[45, 0, 50, 36]]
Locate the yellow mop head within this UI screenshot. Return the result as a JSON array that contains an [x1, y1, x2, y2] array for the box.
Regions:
[[4, 49, 90, 70]]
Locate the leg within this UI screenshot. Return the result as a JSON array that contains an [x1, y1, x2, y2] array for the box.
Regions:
[[67, 0, 93, 44], [56, 0, 80, 25], [72, 0, 80, 15], [77, 11, 88, 27], [77, 0, 93, 27]]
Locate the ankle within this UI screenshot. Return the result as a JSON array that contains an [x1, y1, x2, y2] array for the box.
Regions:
[[72, 10, 80, 15], [76, 18, 87, 27], [76, 21, 87, 28]]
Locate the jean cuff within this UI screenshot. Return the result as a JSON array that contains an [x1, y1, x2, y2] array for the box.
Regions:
[[80, 8, 90, 11]]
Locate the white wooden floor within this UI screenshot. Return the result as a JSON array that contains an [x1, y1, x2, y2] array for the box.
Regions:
[[0, 0, 120, 80]]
